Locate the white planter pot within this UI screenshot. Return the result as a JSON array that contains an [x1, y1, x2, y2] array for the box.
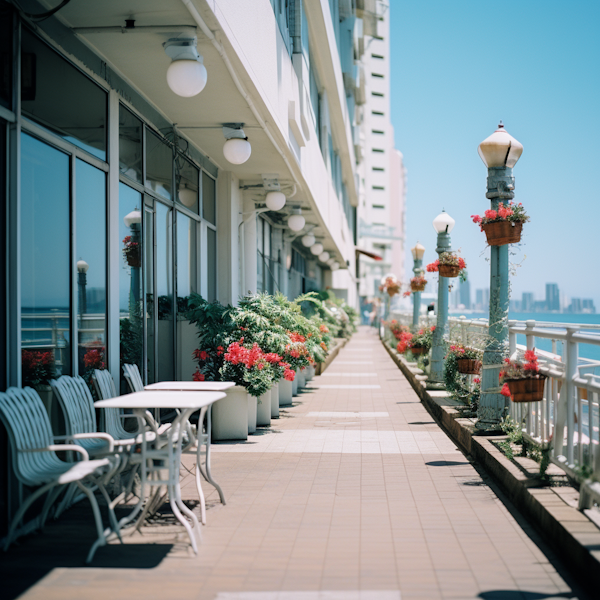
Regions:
[[257, 390, 271, 427], [271, 383, 279, 418], [297, 368, 306, 389], [247, 393, 257, 434], [292, 375, 298, 396], [211, 385, 248, 441], [305, 365, 315, 382], [279, 378, 293, 406]]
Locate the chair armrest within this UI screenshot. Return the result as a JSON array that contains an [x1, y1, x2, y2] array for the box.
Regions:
[[21, 445, 90, 461], [54, 433, 115, 452]]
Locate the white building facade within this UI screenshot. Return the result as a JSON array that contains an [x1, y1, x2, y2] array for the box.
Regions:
[[0, 0, 379, 533], [355, 1, 406, 307]]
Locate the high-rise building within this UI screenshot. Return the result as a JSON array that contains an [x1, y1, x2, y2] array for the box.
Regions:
[[356, 1, 406, 300], [582, 299, 596, 313], [546, 283, 560, 312], [475, 288, 490, 311], [522, 292, 535, 312], [459, 278, 471, 309]]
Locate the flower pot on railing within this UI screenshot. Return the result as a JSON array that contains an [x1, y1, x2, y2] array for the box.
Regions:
[[482, 221, 523, 246], [411, 282, 426, 292], [457, 359, 482, 374], [506, 375, 547, 403], [411, 347, 427, 356], [438, 264, 461, 278]]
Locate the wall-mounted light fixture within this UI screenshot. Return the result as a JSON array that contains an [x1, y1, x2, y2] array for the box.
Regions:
[[318, 251, 330, 262], [223, 124, 251, 165], [310, 242, 324, 256], [265, 191, 286, 211], [164, 37, 207, 97], [287, 207, 305, 232], [301, 233, 316, 247]]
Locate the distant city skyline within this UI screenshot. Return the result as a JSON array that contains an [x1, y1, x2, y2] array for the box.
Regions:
[[391, 2, 600, 309]]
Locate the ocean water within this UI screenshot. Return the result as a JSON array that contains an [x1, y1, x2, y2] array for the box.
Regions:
[[449, 310, 600, 363]]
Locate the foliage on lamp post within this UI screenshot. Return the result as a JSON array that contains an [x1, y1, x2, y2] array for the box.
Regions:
[[475, 122, 523, 430]]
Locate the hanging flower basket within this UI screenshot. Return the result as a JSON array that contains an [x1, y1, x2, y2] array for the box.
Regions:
[[439, 264, 461, 278], [457, 358, 481, 374], [123, 236, 141, 267], [410, 275, 427, 292], [411, 346, 427, 356], [482, 221, 523, 246], [505, 375, 547, 403]]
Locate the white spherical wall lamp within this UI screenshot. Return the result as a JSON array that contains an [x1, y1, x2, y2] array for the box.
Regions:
[[301, 234, 315, 247], [265, 191, 286, 211], [319, 251, 330, 262], [310, 243, 323, 256], [164, 38, 207, 97]]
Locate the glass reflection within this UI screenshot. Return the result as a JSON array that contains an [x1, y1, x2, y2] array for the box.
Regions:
[[156, 202, 174, 381], [144, 208, 155, 384], [207, 226, 217, 303], [176, 212, 198, 380], [119, 105, 142, 183], [176, 156, 199, 214], [21, 29, 107, 160], [76, 159, 106, 381], [202, 171, 216, 225], [119, 183, 143, 393], [145, 132, 172, 200], [21, 133, 71, 381]]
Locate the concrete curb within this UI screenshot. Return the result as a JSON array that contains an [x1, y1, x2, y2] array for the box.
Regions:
[[315, 337, 349, 376], [382, 339, 600, 591]]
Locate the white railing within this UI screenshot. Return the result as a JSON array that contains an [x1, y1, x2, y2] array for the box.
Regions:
[[388, 311, 600, 506]]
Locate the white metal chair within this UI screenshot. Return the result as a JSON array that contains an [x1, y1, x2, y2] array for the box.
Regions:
[[0, 387, 118, 563], [123, 363, 144, 393]]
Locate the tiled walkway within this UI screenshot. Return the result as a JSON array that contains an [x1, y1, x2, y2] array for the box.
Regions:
[[11, 328, 581, 599]]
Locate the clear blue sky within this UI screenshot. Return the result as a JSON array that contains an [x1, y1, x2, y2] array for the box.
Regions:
[[390, 0, 600, 308]]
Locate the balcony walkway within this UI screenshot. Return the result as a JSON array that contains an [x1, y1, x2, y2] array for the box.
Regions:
[[4, 327, 586, 599]]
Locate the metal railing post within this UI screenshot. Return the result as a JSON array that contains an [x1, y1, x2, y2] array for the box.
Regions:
[[563, 326, 580, 465]]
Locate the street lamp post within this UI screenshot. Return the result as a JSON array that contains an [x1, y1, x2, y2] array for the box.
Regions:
[[411, 242, 425, 330], [77, 259, 89, 319], [476, 122, 523, 430], [124, 209, 142, 308], [430, 211, 455, 384]]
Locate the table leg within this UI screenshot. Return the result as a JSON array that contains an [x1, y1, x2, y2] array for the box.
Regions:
[[202, 405, 226, 505]]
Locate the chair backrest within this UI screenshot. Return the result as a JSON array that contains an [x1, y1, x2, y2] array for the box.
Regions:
[[0, 387, 58, 485], [123, 363, 144, 392], [50, 375, 97, 436], [92, 369, 129, 439]]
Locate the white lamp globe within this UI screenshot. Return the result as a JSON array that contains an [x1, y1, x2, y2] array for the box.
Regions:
[[166, 59, 207, 97], [77, 259, 89, 273], [327, 258, 335, 266], [301, 234, 315, 247], [310, 243, 324, 256], [265, 191, 286, 211], [287, 213, 305, 232], [330, 262, 340, 271], [432, 210, 455, 234], [223, 138, 252, 165], [179, 186, 197, 207], [478, 122, 523, 169], [319, 251, 330, 262], [124, 209, 142, 228]]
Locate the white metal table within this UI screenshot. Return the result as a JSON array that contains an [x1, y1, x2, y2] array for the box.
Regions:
[[95, 390, 225, 554], [144, 381, 234, 523]]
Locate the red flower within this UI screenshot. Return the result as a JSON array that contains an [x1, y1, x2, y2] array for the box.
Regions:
[[193, 370, 205, 381], [284, 368, 296, 381], [426, 260, 439, 273], [216, 346, 225, 356], [473, 377, 481, 384], [500, 383, 511, 397], [497, 203, 513, 219], [523, 349, 537, 362], [471, 214, 482, 224], [430, 326, 436, 332], [403, 290, 411, 297], [319, 324, 329, 333], [458, 258, 466, 270], [484, 209, 498, 220]]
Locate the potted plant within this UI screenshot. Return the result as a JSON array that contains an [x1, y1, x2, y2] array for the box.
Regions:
[[426, 253, 466, 279], [471, 202, 529, 246], [380, 275, 401, 297], [446, 344, 482, 374], [500, 349, 547, 403], [122, 235, 141, 267], [395, 330, 413, 354], [410, 275, 427, 292], [408, 326, 435, 355], [22, 350, 56, 416]]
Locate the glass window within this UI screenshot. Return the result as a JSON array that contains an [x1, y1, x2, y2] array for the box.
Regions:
[[202, 171, 216, 225], [21, 133, 71, 380], [0, 5, 12, 110], [176, 157, 199, 214], [257, 218, 264, 292], [145, 131, 172, 201], [76, 159, 106, 378], [21, 29, 107, 160], [156, 202, 174, 381], [119, 183, 143, 390], [176, 212, 197, 303], [119, 105, 142, 183], [176, 212, 198, 381], [144, 208, 155, 384], [206, 227, 217, 303]]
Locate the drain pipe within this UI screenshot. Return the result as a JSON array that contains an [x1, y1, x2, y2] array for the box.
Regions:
[[180, 0, 301, 191]]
